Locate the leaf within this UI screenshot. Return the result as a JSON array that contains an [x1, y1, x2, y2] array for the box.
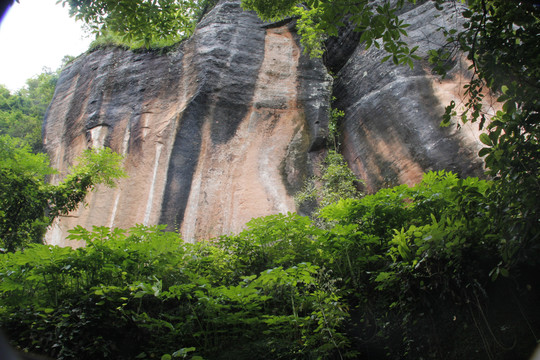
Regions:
[[497, 94, 509, 102], [381, 55, 392, 63], [478, 148, 490, 157], [479, 133, 492, 146], [374, 272, 393, 282], [503, 100, 517, 113], [172, 347, 196, 357]]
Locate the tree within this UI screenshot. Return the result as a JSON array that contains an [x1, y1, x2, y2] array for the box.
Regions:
[[59, 0, 218, 48], [0, 68, 59, 153], [429, 0, 540, 264], [0, 135, 126, 252], [242, 0, 419, 61]]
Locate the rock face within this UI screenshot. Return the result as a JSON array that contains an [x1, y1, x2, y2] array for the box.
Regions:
[[332, 1, 486, 192], [44, 1, 331, 246], [44, 0, 485, 245]]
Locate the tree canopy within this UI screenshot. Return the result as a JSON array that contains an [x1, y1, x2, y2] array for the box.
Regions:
[[60, 0, 219, 48], [0, 135, 126, 252], [0, 67, 60, 153]]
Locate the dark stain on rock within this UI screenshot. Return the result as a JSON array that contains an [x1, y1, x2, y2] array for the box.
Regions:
[[159, 92, 208, 231]]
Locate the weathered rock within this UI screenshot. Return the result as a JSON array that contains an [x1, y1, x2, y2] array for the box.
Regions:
[[333, 1, 486, 192], [44, 0, 487, 245], [44, 1, 331, 245]]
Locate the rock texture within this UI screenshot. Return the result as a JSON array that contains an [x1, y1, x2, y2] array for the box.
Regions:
[[332, 1, 487, 192], [44, 0, 486, 245], [44, 1, 331, 246]]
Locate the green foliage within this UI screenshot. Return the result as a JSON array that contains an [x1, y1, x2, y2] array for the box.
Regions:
[[0, 223, 349, 360], [242, 0, 420, 61], [2, 171, 537, 359], [296, 99, 360, 212], [0, 135, 53, 176], [217, 213, 320, 276], [47, 147, 127, 219], [295, 150, 363, 212], [0, 135, 56, 251], [328, 99, 345, 152], [317, 170, 538, 358], [67, 147, 126, 188], [429, 0, 540, 269], [61, 0, 219, 49], [88, 29, 181, 51], [318, 151, 363, 207], [240, 0, 297, 21], [0, 69, 59, 153], [0, 141, 126, 252]]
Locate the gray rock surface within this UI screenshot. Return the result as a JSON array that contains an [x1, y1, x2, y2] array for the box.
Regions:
[[333, 1, 486, 192]]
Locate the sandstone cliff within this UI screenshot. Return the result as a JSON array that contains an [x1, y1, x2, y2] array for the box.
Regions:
[[43, 0, 485, 245]]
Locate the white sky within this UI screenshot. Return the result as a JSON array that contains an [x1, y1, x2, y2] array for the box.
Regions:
[[0, 0, 93, 92]]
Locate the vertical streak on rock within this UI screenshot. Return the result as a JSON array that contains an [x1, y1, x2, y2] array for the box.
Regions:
[[143, 142, 164, 225], [180, 120, 210, 240], [180, 26, 302, 241], [88, 125, 109, 148], [253, 27, 301, 215], [108, 192, 120, 229], [143, 38, 200, 229], [108, 122, 132, 228]]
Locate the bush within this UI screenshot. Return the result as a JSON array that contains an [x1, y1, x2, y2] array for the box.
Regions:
[[1, 171, 538, 359], [0, 224, 348, 360]]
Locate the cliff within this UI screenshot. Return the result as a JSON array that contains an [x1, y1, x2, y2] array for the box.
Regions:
[[43, 0, 485, 245], [331, 1, 486, 192]]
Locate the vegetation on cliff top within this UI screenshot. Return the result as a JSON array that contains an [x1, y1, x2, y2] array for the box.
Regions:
[[61, 0, 220, 50]]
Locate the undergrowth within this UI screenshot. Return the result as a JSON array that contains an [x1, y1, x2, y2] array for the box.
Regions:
[[1, 171, 538, 359]]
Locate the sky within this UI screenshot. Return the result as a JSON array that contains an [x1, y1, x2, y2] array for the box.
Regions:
[[0, 0, 93, 92]]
